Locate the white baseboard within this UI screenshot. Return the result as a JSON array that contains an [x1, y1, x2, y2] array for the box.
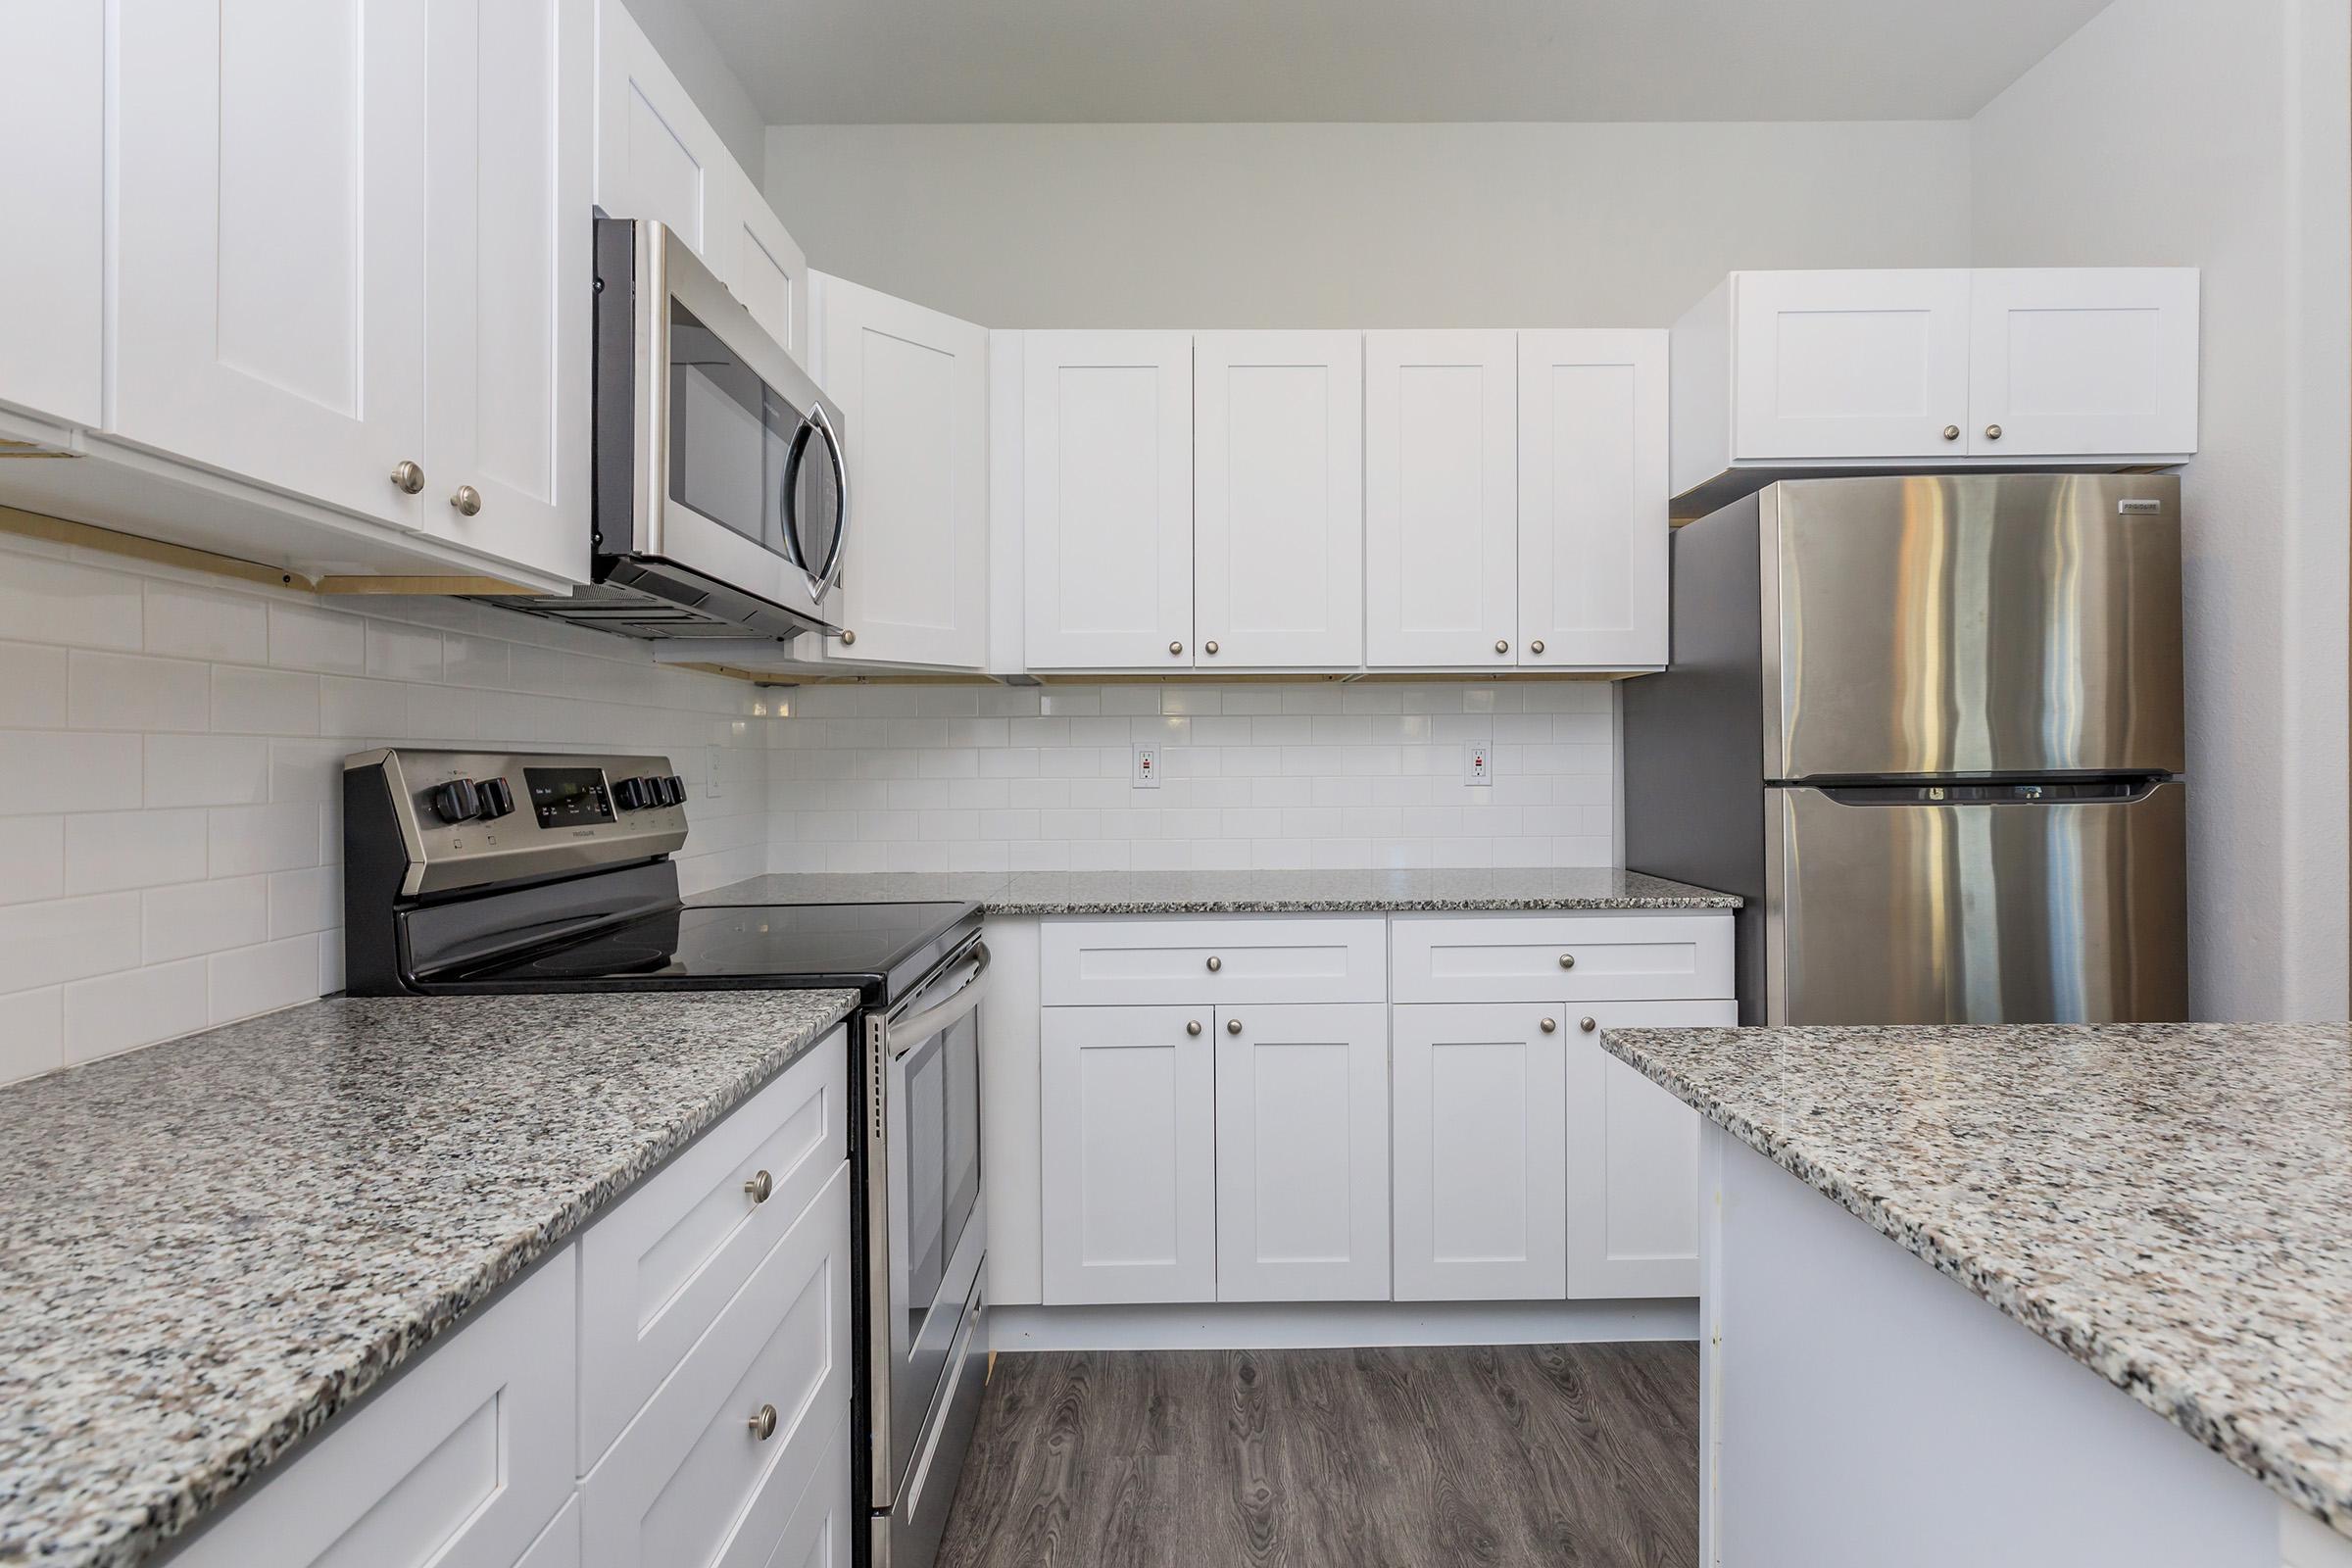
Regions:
[[987, 1298, 1699, 1352]]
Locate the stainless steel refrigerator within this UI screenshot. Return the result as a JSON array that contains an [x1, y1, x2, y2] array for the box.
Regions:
[[1623, 473, 2187, 1026]]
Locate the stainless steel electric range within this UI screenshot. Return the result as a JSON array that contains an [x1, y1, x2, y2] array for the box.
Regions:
[[341, 747, 989, 1568]]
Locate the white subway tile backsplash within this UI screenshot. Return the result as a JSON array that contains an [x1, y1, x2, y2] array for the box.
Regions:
[[144, 876, 270, 964], [0, 732, 144, 815], [268, 864, 340, 940], [67, 651, 209, 732], [267, 602, 368, 674], [0, 892, 141, 993], [207, 935, 320, 1024], [364, 619, 444, 682], [0, 643, 70, 728], [0, 986, 64, 1081], [144, 734, 271, 808], [145, 581, 268, 662], [0, 557, 144, 651], [0, 816, 65, 906], [63, 957, 208, 1065], [211, 666, 320, 735], [64, 808, 209, 895], [206, 804, 321, 878]]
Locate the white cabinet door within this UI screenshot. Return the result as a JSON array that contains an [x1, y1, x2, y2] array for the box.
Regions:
[[174, 1253, 577, 1568], [1562, 1000, 1732, 1298], [1021, 332, 1194, 671], [1213, 1003, 1391, 1302], [810, 273, 989, 668], [113, 0, 428, 528], [0, 5, 100, 428], [1364, 330, 1519, 669], [1040, 1004, 1216, 1303], [722, 165, 809, 361], [1391, 1003, 1567, 1301], [1967, 268, 2199, 458], [420, 0, 591, 584], [593, 0, 725, 258], [1731, 270, 1972, 461], [1517, 329, 1668, 668], [1194, 331, 1363, 668]]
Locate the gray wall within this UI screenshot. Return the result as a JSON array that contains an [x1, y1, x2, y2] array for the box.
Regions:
[[762, 121, 1974, 327]]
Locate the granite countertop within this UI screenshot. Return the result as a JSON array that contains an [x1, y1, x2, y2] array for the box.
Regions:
[[698, 866, 1740, 915], [0, 989, 860, 1568], [1599, 1019, 2352, 1538]]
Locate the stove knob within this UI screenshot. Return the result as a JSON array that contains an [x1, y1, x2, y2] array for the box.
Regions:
[[429, 778, 480, 824], [666, 773, 689, 805], [612, 776, 646, 811], [649, 775, 675, 808], [475, 777, 514, 820]]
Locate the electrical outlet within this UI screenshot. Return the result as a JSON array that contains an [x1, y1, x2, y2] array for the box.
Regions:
[[1133, 745, 1160, 789], [707, 744, 723, 798], [1464, 743, 1493, 786]]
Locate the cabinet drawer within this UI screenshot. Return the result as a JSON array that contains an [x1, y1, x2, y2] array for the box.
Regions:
[[773, 1412, 853, 1568], [175, 1252, 577, 1568], [1391, 913, 1733, 1004], [582, 1161, 853, 1568], [1042, 916, 1387, 1005], [579, 1028, 848, 1469]]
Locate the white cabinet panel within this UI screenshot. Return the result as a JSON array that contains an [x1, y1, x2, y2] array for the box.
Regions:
[[420, 0, 591, 583], [1517, 329, 1667, 668], [1731, 270, 1973, 461], [1021, 332, 1194, 670], [1364, 331, 1519, 669], [1562, 1000, 1731, 1298], [810, 274, 989, 668], [0, 5, 100, 427], [583, 1163, 853, 1568], [727, 167, 808, 361], [174, 1252, 577, 1568], [594, 0, 720, 256], [579, 1034, 849, 1470], [1041, 916, 1388, 1006], [769, 1415, 853, 1568], [518, 1500, 582, 1568], [1213, 1003, 1391, 1302], [113, 0, 427, 528], [1040, 1005, 1217, 1304], [1968, 269, 2199, 457], [1390, 913, 1735, 1004], [1194, 331, 1363, 668], [1391, 1003, 1567, 1301]]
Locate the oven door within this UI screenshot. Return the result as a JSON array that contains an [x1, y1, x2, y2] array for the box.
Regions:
[[598, 217, 847, 631], [867, 937, 988, 1509]]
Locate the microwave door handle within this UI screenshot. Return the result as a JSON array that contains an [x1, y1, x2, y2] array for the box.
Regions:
[[884, 941, 990, 1057], [805, 401, 850, 598], [778, 413, 817, 578]]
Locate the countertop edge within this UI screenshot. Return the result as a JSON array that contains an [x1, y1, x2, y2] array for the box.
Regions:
[[974, 895, 1743, 916], [1595, 1028, 2352, 1542]]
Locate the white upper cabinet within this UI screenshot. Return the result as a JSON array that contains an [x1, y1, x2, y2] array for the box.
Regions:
[[1021, 331, 1195, 671], [1966, 268, 2199, 457], [593, 0, 718, 256], [1364, 330, 1519, 669], [1194, 331, 1364, 669], [0, 6, 101, 430], [1729, 270, 1974, 464], [418, 0, 592, 584], [808, 273, 989, 669], [113, 0, 429, 529], [723, 165, 809, 360], [1518, 329, 1668, 670]]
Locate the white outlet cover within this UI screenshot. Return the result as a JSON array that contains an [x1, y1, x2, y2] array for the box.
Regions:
[[1133, 745, 1160, 789], [1464, 743, 1492, 786], [707, 744, 723, 798]]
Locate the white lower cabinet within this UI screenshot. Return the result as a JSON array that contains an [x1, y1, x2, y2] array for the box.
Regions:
[[518, 1500, 583, 1568], [1391, 1002, 1568, 1301]]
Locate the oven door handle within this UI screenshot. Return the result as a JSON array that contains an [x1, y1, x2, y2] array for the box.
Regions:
[[885, 941, 990, 1058]]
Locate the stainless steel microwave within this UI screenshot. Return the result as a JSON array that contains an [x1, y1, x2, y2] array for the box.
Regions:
[[480, 217, 848, 642]]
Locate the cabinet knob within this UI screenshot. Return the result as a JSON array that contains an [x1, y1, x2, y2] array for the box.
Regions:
[[1205, 956, 1222, 972], [1558, 953, 1576, 969], [1169, 641, 1184, 657], [1984, 424, 2003, 441], [744, 1169, 773, 1204], [840, 629, 858, 646], [1530, 640, 1545, 656], [1540, 1017, 1557, 1034], [1227, 1017, 1243, 1035], [749, 1403, 779, 1441], [1204, 640, 1219, 656], [1942, 424, 1961, 442], [449, 484, 482, 516], [1186, 1019, 1202, 1036], [1494, 639, 1510, 655], [389, 460, 425, 495], [1580, 1016, 1597, 1033]]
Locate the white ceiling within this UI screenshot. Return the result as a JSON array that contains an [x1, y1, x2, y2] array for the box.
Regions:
[[685, 0, 2115, 125]]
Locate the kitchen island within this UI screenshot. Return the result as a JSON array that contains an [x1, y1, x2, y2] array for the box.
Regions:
[[1601, 1019, 2352, 1567]]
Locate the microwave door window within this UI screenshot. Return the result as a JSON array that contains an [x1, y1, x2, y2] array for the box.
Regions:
[[668, 300, 793, 551]]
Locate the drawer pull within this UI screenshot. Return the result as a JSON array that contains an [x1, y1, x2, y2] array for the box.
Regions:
[[1227, 1017, 1243, 1035], [749, 1403, 779, 1441], [1580, 1016, 1597, 1033], [744, 1169, 773, 1204], [1205, 956, 1222, 972], [1187, 1019, 1202, 1036], [1558, 953, 1576, 970], [1540, 1017, 1557, 1034]]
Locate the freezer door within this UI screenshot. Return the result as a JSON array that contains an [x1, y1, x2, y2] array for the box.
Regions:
[[1764, 474, 2184, 780], [1767, 780, 2187, 1025]]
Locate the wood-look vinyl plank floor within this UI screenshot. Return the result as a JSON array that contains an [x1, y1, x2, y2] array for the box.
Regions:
[[936, 1344, 1700, 1568]]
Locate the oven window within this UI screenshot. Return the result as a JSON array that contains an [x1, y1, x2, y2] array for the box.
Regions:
[[666, 300, 796, 553], [899, 1004, 981, 1348]]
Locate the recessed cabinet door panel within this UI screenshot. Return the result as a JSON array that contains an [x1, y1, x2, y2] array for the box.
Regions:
[[0, 5, 100, 428], [418, 0, 590, 583], [1040, 1005, 1216, 1303], [1391, 1003, 1567, 1301], [729, 166, 808, 361], [1731, 270, 1972, 461], [594, 0, 718, 255], [1364, 331, 1519, 668], [1967, 268, 2199, 457], [114, 0, 427, 527], [1021, 332, 1194, 670], [1562, 1000, 1730, 1298], [1213, 1003, 1391, 1302], [1194, 332, 1363, 668], [1517, 329, 1667, 668], [811, 273, 989, 668]]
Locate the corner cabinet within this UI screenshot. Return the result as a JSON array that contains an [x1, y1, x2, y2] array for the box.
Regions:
[[1672, 267, 2199, 513]]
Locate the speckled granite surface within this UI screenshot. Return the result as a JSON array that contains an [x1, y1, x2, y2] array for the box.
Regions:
[[699, 866, 1740, 915], [0, 989, 858, 1568], [1600, 1020, 2352, 1538]]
